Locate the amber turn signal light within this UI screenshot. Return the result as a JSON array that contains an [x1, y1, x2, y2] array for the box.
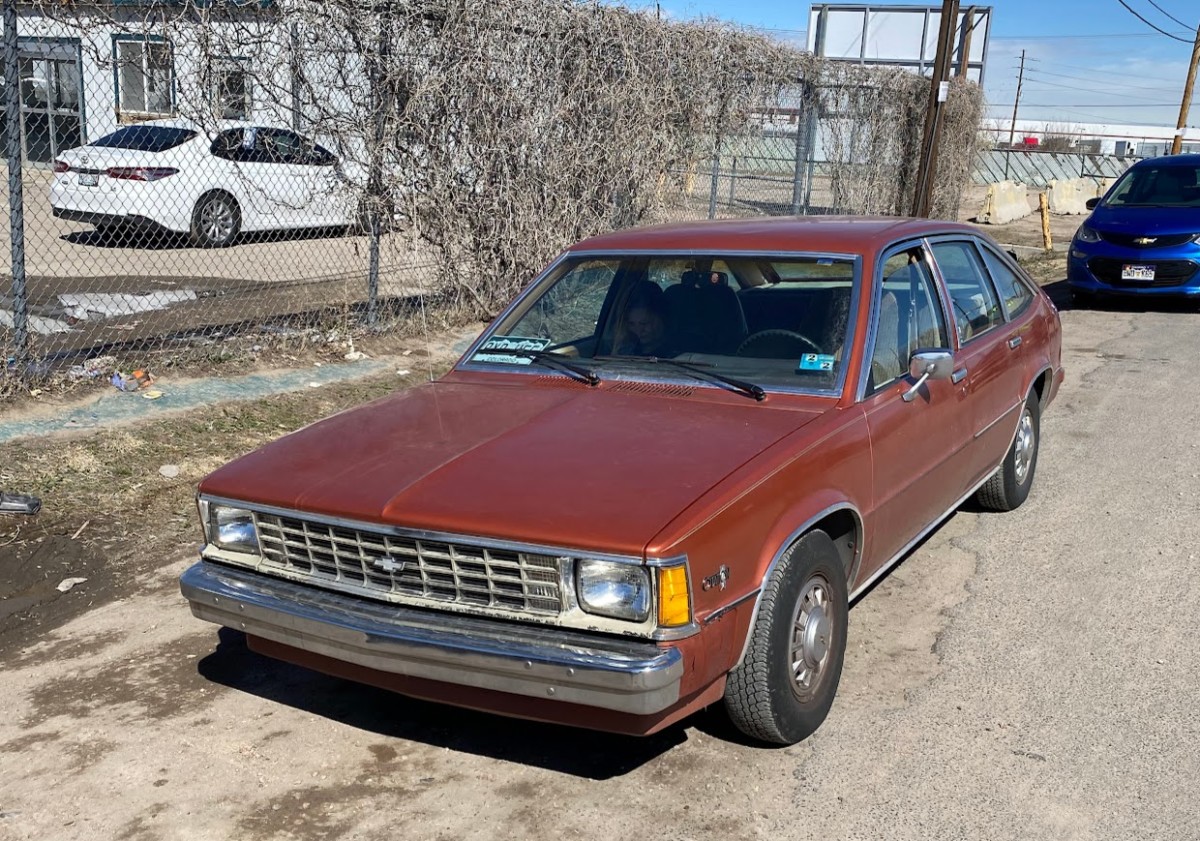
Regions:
[[657, 565, 691, 627]]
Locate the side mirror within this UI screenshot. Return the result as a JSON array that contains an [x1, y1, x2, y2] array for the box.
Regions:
[[903, 350, 954, 403], [1085, 197, 1100, 210]]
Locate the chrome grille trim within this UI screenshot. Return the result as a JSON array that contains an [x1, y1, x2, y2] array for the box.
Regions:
[[255, 512, 564, 615]]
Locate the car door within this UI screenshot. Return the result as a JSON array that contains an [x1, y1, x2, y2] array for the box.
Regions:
[[929, 238, 1027, 487], [210, 127, 287, 228], [860, 241, 975, 573]]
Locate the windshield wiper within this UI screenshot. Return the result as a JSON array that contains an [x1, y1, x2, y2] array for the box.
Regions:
[[596, 355, 765, 402], [526, 351, 600, 386]]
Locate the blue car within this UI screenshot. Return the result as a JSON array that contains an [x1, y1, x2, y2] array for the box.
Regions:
[[1068, 154, 1200, 303]]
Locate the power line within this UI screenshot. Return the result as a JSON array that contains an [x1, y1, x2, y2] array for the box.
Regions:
[[1115, 0, 1191, 43], [1022, 67, 1171, 93], [1145, 0, 1192, 30], [1020, 77, 1172, 100]]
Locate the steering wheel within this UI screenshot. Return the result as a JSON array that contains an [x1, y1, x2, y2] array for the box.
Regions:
[[736, 329, 821, 359]]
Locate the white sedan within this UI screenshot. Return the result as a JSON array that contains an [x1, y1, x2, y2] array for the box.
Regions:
[[51, 119, 360, 247]]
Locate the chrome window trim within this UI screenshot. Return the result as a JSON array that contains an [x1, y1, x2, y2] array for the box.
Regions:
[[975, 239, 1037, 322], [732, 501, 864, 668], [855, 237, 950, 402], [455, 248, 864, 399], [925, 235, 1007, 346]]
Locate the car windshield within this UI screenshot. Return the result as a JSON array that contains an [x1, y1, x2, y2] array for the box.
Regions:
[[467, 252, 859, 394], [90, 126, 198, 153], [1104, 164, 1200, 207]]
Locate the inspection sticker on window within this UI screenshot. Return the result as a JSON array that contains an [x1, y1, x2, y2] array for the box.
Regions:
[[797, 353, 835, 373], [472, 335, 551, 365]]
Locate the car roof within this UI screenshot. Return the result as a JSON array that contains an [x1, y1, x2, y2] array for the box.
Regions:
[[568, 215, 983, 254], [117, 117, 288, 135], [1132, 154, 1200, 168]]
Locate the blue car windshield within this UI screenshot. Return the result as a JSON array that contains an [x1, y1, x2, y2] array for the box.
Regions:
[[1105, 165, 1200, 207]]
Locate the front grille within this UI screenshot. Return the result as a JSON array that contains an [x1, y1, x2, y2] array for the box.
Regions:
[[1100, 232, 1196, 249], [255, 513, 564, 614], [1087, 257, 1198, 288]]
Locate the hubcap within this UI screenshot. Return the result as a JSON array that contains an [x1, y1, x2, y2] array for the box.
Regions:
[[789, 576, 833, 699], [200, 199, 235, 243], [1013, 408, 1036, 485]]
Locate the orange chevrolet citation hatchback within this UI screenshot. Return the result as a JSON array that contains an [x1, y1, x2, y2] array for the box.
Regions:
[[182, 217, 1064, 745]]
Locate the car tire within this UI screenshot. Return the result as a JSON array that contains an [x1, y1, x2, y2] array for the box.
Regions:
[[723, 529, 847, 745], [976, 391, 1040, 512], [191, 192, 241, 248]]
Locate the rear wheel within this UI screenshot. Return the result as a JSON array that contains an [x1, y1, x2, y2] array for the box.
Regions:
[[191, 192, 240, 247], [723, 529, 847, 745], [976, 391, 1040, 511]]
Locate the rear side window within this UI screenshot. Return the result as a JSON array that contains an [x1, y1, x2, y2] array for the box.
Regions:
[[931, 241, 1004, 344], [90, 126, 197, 153], [979, 247, 1033, 319]]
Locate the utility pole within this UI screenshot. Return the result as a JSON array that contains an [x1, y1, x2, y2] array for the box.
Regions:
[[1008, 49, 1026, 148], [912, 0, 959, 217], [1171, 21, 1200, 155]]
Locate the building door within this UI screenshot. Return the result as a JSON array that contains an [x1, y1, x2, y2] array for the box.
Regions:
[[15, 39, 83, 165]]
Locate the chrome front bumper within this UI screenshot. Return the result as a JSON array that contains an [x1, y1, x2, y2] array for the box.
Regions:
[[180, 562, 683, 715]]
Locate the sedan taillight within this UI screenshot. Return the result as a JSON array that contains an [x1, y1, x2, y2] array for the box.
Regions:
[[105, 167, 179, 182], [53, 160, 70, 173]]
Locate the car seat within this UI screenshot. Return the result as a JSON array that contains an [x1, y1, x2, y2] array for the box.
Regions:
[[663, 270, 748, 354]]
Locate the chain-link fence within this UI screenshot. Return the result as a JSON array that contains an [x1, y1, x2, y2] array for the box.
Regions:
[[2, 0, 982, 388]]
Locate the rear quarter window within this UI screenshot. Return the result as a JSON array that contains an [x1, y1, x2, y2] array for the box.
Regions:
[[91, 126, 197, 153]]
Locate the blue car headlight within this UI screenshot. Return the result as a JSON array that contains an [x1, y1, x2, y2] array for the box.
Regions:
[[1075, 224, 1101, 244]]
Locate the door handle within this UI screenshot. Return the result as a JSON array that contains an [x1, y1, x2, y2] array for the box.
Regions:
[[1008, 336, 1023, 349], [951, 368, 968, 384]]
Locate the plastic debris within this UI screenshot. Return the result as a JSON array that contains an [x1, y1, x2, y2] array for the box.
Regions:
[[0, 492, 41, 515], [55, 577, 88, 593], [142, 389, 164, 400], [159, 464, 180, 478]]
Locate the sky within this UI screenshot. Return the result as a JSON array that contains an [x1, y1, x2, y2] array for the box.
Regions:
[[646, 0, 1199, 133]]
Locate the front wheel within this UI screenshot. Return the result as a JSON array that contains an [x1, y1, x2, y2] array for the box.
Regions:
[[976, 391, 1040, 511], [723, 529, 848, 745], [191, 192, 241, 248]]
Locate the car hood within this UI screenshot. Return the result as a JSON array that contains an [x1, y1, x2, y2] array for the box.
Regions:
[[198, 379, 822, 556], [1086, 203, 1200, 236]]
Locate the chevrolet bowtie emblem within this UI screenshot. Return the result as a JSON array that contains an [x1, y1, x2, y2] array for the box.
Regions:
[[1133, 237, 1157, 245], [371, 556, 406, 574]]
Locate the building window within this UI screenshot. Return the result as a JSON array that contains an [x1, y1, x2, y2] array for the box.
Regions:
[[115, 38, 173, 117], [213, 59, 251, 120]]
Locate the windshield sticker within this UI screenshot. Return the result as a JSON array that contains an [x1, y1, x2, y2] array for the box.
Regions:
[[472, 335, 551, 365], [797, 353, 836, 373]]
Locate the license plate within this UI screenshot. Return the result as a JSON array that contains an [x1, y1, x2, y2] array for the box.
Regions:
[[78, 172, 98, 187], [1121, 264, 1155, 281]]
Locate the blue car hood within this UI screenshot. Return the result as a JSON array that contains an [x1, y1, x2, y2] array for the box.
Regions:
[[1088, 204, 1200, 236]]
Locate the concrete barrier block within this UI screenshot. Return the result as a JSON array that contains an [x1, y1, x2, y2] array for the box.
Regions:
[[1046, 178, 1092, 215], [975, 181, 1031, 225]]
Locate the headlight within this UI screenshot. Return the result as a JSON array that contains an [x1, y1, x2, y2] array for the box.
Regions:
[[1075, 225, 1101, 244], [576, 560, 650, 622], [208, 504, 259, 554]]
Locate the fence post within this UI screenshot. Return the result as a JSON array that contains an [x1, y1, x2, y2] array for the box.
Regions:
[[707, 142, 720, 220], [3, 0, 29, 363], [790, 100, 808, 214], [365, 4, 393, 327], [728, 155, 737, 207]]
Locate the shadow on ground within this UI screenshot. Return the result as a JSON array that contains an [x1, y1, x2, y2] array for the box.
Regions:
[[197, 628, 689, 779], [62, 223, 355, 251]]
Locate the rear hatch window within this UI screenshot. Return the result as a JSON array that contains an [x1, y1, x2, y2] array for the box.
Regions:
[[90, 126, 198, 153]]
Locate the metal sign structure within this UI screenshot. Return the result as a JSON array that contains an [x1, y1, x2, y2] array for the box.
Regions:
[[807, 3, 991, 85]]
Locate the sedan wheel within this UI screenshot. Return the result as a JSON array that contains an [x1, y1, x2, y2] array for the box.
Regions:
[[191, 193, 241, 248], [724, 529, 847, 745], [976, 391, 1041, 511]]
